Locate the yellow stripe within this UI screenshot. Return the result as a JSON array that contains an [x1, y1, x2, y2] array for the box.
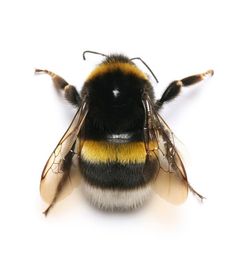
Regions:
[[86, 63, 148, 82], [81, 140, 148, 164]]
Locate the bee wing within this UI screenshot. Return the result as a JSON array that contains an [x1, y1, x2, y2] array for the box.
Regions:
[[40, 100, 88, 215], [142, 95, 202, 205]]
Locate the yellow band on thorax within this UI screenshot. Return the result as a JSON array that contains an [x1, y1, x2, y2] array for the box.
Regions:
[[86, 63, 148, 82]]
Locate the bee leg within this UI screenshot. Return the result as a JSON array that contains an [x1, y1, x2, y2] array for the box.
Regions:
[[35, 69, 81, 107], [156, 69, 214, 110]]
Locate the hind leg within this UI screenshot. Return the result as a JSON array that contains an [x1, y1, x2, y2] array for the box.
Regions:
[[35, 69, 81, 107]]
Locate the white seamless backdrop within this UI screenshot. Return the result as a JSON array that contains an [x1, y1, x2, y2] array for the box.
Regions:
[[0, 1, 235, 257]]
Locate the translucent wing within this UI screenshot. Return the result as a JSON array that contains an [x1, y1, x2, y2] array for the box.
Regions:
[[142, 94, 203, 205], [40, 100, 88, 215]]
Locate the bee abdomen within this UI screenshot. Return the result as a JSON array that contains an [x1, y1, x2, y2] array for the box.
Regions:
[[79, 140, 157, 210]]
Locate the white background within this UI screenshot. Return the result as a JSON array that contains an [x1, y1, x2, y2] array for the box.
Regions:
[[0, 0, 235, 256]]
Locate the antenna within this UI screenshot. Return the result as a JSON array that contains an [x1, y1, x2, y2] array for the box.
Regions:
[[130, 57, 159, 84], [83, 50, 108, 60]]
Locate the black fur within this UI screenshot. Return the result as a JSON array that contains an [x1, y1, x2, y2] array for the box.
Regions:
[[101, 54, 131, 64], [81, 64, 154, 138], [79, 159, 157, 190]]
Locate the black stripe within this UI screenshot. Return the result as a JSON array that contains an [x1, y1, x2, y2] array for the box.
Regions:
[[79, 159, 157, 190]]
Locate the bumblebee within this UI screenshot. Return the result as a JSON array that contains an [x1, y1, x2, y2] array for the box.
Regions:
[[35, 51, 214, 215]]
